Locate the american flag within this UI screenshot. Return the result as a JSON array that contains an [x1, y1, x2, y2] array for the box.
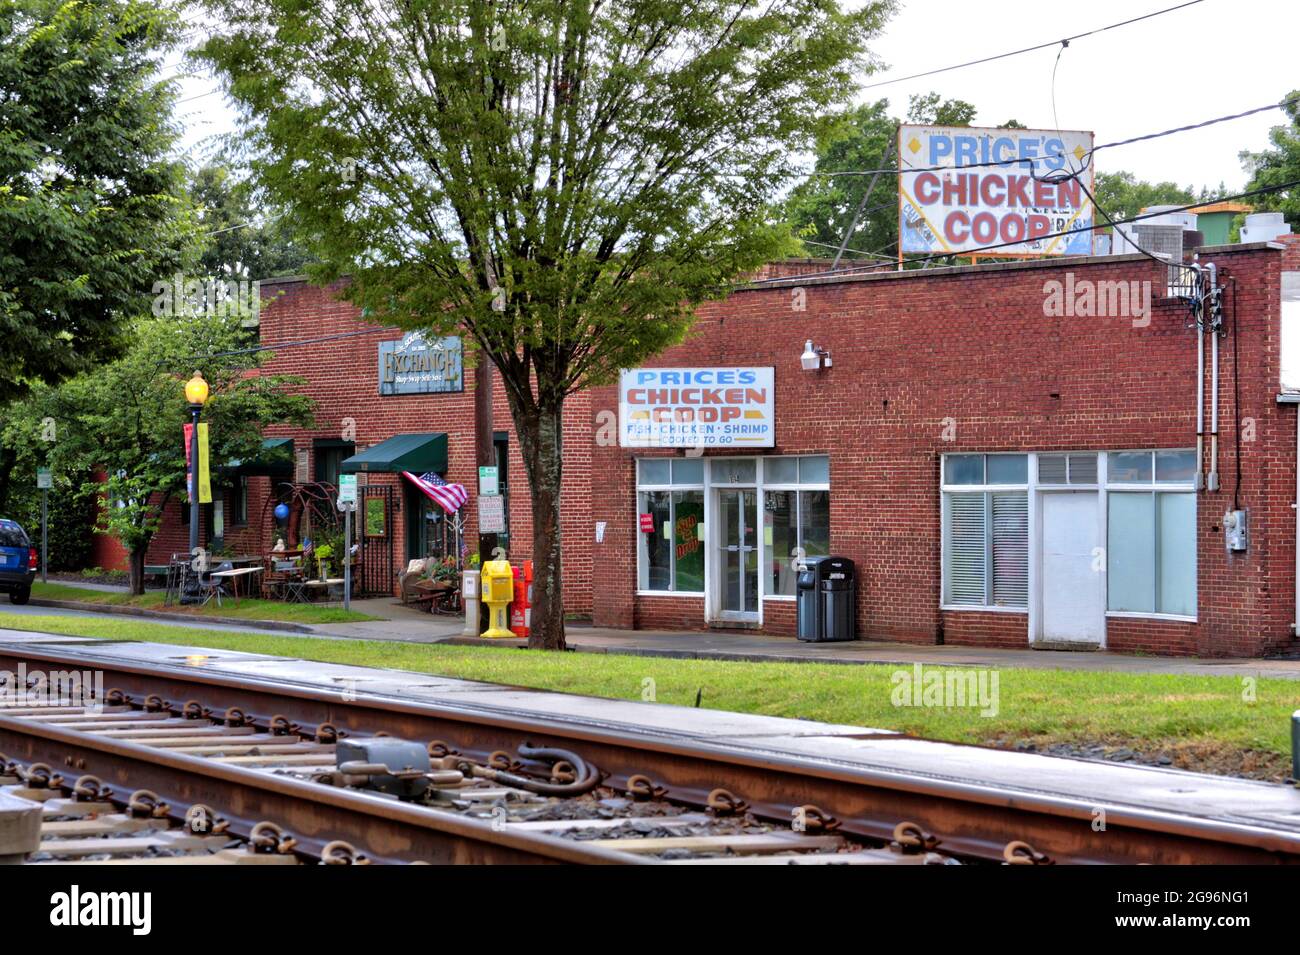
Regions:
[[402, 471, 469, 513]]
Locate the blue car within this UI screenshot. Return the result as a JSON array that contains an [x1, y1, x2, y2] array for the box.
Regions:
[[0, 519, 35, 604]]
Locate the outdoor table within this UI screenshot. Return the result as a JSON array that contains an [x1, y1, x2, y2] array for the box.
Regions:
[[303, 578, 346, 602], [208, 566, 262, 606]]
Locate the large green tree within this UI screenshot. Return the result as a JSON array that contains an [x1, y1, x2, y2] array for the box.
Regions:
[[194, 0, 895, 649], [188, 162, 312, 280], [2, 312, 314, 593], [0, 0, 191, 401], [785, 93, 1005, 263], [1239, 91, 1300, 230], [1092, 170, 1195, 222]]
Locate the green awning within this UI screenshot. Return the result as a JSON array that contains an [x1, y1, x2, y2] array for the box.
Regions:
[[226, 437, 294, 477], [341, 433, 448, 474]]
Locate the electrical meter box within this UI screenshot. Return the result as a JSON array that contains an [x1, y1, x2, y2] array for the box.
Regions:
[[1224, 509, 1248, 552]]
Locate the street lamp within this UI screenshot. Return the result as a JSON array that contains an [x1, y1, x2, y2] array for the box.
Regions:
[[185, 371, 209, 563]]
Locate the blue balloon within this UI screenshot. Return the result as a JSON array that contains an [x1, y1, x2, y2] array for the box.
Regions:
[[273, 503, 289, 520]]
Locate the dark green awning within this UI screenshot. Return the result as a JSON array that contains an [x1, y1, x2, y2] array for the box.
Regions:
[[226, 437, 294, 477], [341, 433, 448, 474]]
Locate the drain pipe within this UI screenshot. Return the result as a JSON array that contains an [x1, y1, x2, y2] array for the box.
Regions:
[[1194, 280, 1205, 492], [1207, 263, 1221, 492]]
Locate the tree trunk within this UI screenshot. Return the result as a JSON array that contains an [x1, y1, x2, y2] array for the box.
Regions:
[[127, 547, 146, 596], [516, 399, 567, 651]]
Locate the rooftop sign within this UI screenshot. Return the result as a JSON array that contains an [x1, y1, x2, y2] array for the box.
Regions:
[[898, 125, 1095, 258]]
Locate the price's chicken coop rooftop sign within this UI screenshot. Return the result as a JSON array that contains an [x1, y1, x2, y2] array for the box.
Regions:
[[898, 125, 1095, 258]]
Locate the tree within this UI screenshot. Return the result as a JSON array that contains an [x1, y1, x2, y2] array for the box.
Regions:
[[2, 312, 314, 593], [906, 92, 977, 127], [194, 0, 895, 649], [1092, 170, 1195, 222], [784, 99, 896, 261], [188, 163, 312, 280], [0, 0, 192, 403], [1239, 91, 1300, 229], [784, 92, 979, 262]]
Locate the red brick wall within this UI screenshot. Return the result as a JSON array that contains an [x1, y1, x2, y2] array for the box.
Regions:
[[591, 244, 1295, 656], [145, 278, 594, 611]]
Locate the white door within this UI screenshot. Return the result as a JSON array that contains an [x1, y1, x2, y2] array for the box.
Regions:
[[1039, 491, 1104, 646]]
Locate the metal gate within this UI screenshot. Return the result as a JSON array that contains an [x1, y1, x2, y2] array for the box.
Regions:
[[357, 485, 396, 596]]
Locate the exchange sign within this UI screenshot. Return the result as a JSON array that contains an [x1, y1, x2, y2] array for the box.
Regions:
[[897, 125, 1095, 258]]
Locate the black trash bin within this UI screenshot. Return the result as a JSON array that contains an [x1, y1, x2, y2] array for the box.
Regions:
[[820, 557, 857, 642], [795, 556, 827, 641]]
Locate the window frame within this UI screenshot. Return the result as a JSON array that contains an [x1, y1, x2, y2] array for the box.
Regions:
[[940, 450, 1197, 623], [635, 462, 706, 596], [1103, 450, 1197, 621], [940, 454, 1031, 612], [757, 457, 831, 602]]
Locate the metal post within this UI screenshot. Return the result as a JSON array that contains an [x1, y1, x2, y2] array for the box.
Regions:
[[188, 406, 201, 556], [343, 503, 352, 611], [832, 137, 895, 272], [475, 357, 498, 563], [40, 488, 47, 584]]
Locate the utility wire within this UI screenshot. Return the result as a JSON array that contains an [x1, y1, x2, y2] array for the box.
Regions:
[[741, 177, 1300, 287], [861, 0, 1207, 90]]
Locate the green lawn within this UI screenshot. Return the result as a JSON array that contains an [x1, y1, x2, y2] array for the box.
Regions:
[[0, 610, 1296, 778], [30, 582, 380, 625]]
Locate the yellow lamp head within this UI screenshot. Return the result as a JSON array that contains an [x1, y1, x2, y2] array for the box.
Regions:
[[184, 371, 209, 406]]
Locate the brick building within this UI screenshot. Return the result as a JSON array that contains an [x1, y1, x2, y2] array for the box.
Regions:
[[144, 236, 1300, 657]]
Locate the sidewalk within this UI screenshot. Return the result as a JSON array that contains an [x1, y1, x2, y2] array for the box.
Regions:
[[18, 584, 1300, 679]]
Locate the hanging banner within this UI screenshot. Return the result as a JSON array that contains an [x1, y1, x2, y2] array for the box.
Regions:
[[184, 423, 213, 504], [897, 125, 1095, 257]]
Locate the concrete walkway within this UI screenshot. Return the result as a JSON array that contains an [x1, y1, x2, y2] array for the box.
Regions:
[[15, 584, 1300, 680]]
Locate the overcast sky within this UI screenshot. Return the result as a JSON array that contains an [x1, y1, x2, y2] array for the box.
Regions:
[[172, 0, 1297, 193]]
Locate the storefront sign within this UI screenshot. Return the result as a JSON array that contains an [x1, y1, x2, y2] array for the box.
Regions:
[[898, 125, 1094, 257], [638, 512, 655, 533], [619, 367, 774, 448], [378, 332, 463, 395], [479, 494, 506, 534]]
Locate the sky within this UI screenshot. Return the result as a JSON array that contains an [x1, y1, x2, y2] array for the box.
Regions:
[[170, 0, 1297, 193]]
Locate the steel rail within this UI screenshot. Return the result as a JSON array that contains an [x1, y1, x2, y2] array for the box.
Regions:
[[2, 644, 1297, 864], [0, 712, 644, 865]]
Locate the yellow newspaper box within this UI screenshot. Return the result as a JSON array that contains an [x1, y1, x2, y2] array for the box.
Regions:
[[480, 559, 516, 638]]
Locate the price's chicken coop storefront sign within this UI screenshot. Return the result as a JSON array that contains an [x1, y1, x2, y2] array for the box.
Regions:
[[619, 368, 774, 448], [898, 125, 1095, 257]]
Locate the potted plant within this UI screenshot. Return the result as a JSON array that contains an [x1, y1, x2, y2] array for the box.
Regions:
[[314, 543, 334, 581], [427, 555, 458, 590]]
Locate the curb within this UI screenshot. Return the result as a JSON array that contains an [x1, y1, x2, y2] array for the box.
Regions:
[[434, 634, 888, 666], [28, 598, 316, 634]]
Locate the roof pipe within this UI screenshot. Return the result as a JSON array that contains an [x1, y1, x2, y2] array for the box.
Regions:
[[1194, 274, 1205, 492], [1207, 263, 1221, 492]]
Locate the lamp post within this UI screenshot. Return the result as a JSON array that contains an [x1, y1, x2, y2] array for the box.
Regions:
[[184, 371, 210, 560]]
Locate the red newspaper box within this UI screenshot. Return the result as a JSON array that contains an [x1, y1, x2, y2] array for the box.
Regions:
[[511, 560, 533, 637]]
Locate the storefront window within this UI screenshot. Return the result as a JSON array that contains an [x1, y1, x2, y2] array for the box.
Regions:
[[762, 458, 832, 597], [638, 489, 705, 592], [1107, 451, 1196, 616]]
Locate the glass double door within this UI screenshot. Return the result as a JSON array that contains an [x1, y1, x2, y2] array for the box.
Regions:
[[715, 488, 759, 621]]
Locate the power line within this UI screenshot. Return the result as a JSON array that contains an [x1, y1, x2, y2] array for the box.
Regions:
[[861, 0, 1208, 90], [740, 177, 1300, 287]]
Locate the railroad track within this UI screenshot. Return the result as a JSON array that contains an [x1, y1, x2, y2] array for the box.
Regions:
[[0, 644, 1296, 865]]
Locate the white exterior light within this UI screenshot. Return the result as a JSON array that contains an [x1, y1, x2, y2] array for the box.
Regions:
[[801, 339, 831, 371]]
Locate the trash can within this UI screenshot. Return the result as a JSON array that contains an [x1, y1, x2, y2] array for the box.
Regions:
[[796, 556, 827, 642], [820, 556, 857, 642]]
